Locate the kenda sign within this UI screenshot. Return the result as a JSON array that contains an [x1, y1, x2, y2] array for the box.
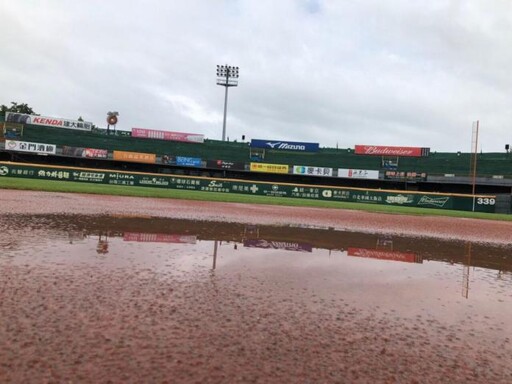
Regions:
[[251, 139, 319, 152], [5, 112, 93, 131]]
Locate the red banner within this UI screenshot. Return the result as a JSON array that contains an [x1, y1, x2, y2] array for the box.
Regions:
[[84, 148, 108, 158], [62, 146, 108, 158], [347, 247, 421, 263], [131, 128, 204, 143], [355, 145, 430, 157]]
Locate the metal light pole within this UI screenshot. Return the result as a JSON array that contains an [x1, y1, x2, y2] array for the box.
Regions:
[[216, 64, 239, 141]]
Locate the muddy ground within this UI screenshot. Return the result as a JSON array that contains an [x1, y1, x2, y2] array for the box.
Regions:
[[1, 189, 512, 383]]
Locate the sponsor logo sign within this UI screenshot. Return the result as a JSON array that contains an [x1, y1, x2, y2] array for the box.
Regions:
[[113, 150, 156, 164], [355, 145, 430, 157], [123, 233, 197, 244], [5, 112, 92, 131], [385, 194, 414, 205], [5, 140, 56, 154], [206, 160, 245, 170], [176, 156, 202, 167], [131, 128, 204, 143], [0, 161, 498, 213], [251, 139, 319, 152], [139, 176, 169, 186], [76, 171, 105, 182], [244, 239, 313, 252], [250, 162, 289, 174], [293, 165, 333, 177], [384, 171, 427, 181], [417, 196, 450, 208], [84, 148, 108, 158], [338, 168, 379, 179], [62, 146, 108, 158], [347, 247, 421, 263]]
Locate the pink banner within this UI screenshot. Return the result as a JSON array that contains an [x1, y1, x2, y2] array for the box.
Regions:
[[123, 232, 197, 244], [131, 128, 204, 143]]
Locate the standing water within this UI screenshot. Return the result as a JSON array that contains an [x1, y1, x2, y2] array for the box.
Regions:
[[1, 214, 511, 383]]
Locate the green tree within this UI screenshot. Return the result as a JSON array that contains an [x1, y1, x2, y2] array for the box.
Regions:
[[0, 102, 36, 114]]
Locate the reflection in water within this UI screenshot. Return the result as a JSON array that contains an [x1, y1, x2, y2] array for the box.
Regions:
[[462, 243, 472, 299], [1, 213, 512, 382], [212, 240, 218, 270], [123, 232, 197, 244], [96, 232, 109, 254], [1, 214, 511, 299], [347, 247, 422, 264]]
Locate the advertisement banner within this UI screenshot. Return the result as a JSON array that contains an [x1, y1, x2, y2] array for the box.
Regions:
[[251, 139, 319, 152], [5, 112, 92, 131], [131, 128, 204, 143], [62, 146, 108, 159], [206, 160, 246, 170], [337, 169, 380, 179], [5, 140, 56, 155], [384, 171, 427, 181], [250, 162, 289, 174], [176, 156, 202, 167], [244, 239, 312, 252], [113, 150, 156, 164], [293, 165, 333, 177], [347, 247, 422, 264], [123, 233, 197, 244], [0, 162, 497, 213], [355, 145, 430, 157]]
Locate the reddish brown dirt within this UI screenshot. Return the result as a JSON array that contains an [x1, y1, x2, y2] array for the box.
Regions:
[[1, 189, 512, 383], [1, 189, 511, 244]]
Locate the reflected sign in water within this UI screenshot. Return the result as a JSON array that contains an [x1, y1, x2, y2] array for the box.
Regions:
[[1, 213, 511, 297], [1, 213, 512, 381]]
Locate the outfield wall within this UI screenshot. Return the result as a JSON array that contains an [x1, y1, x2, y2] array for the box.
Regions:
[[0, 161, 497, 213]]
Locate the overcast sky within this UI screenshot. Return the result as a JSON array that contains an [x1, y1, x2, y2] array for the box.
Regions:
[[1, 1, 512, 152]]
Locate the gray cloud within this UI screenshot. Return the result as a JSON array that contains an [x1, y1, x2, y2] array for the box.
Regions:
[[1, 0, 511, 151]]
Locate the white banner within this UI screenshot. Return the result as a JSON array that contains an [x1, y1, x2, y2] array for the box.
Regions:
[[5, 140, 56, 155], [338, 168, 379, 179], [293, 165, 333, 177], [5, 112, 92, 131]]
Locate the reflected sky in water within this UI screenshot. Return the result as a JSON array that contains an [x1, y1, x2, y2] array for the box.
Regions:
[[1, 213, 511, 332]]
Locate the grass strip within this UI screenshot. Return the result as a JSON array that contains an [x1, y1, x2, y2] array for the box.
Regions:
[[1, 176, 511, 221]]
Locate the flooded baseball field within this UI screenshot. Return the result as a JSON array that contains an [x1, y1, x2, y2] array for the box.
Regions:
[[1, 213, 512, 383]]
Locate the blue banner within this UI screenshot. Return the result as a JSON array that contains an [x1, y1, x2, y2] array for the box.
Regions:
[[251, 139, 319, 152], [176, 156, 202, 167]]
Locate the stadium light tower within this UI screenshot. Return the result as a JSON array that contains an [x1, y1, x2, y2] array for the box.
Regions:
[[216, 64, 239, 141]]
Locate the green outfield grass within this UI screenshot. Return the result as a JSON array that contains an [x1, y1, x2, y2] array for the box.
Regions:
[[1, 176, 511, 221]]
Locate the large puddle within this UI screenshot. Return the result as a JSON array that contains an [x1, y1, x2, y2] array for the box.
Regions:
[[1, 214, 512, 382]]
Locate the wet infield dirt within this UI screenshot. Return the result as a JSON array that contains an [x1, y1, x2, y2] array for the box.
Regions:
[[1, 189, 512, 383]]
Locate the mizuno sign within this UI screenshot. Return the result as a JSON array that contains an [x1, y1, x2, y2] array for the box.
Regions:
[[251, 139, 319, 152]]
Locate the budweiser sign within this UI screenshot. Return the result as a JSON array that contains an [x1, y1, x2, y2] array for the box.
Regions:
[[347, 247, 422, 264], [355, 145, 430, 157]]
